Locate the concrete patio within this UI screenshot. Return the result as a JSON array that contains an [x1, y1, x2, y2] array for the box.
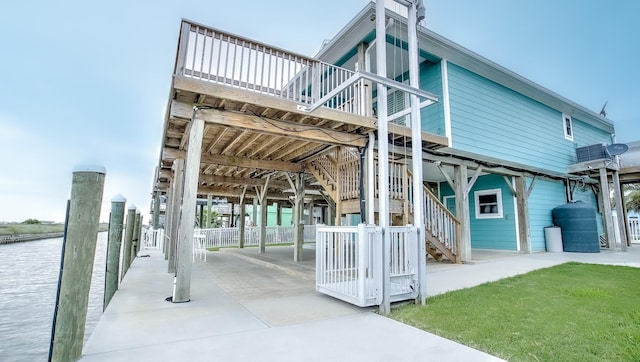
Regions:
[[81, 243, 640, 361]]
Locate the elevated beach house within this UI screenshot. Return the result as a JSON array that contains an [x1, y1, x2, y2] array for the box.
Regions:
[[152, 1, 626, 308]]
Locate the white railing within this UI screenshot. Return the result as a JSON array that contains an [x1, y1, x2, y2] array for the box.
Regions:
[[315, 224, 419, 308], [629, 218, 640, 241], [387, 226, 420, 301], [143, 228, 164, 250], [176, 21, 366, 116], [197, 224, 316, 249], [407, 169, 459, 262]]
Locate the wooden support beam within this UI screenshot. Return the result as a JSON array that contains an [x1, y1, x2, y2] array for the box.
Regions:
[[172, 77, 377, 130], [173, 117, 204, 303], [171, 99, 367, 147], [454, 165, 471, 261], [293, 173, 306, 262], [239, 186, 247, 248], [168, 159, 184, 273], [611, 170, 628, 250], [198, 108, 368, 147], [163, 148, 304, 173], [464, 165, 483, 197], [515, 176, 531, 253], [257, 175, 271, 254], [199, 174, 289, 189], [599, 167, 616, 251]]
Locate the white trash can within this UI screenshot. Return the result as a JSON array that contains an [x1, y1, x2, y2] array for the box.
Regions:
[[544, 226, 563, 252]]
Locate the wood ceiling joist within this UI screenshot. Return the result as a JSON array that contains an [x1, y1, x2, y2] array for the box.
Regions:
[[163, 149, 304, 173], [220, 129, 247, 155], [171, 100, 368, 147], [235, 133, 262, 156], [197, 108, 368, 147], [199, 175, 290, 189]]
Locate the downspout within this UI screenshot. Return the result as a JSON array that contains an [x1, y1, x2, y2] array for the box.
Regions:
[[364, 18, 395, 72]]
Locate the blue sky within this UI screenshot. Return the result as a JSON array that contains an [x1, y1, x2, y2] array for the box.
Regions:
[[1, 0, 637, 223]]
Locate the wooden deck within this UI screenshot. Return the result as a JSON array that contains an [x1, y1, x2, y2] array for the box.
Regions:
[[153, 20, 448, 206]]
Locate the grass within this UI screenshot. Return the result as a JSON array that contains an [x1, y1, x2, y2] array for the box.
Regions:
[[0, 223, 109, 236], [390, 262, 640, 361], [206, 242, 294, 252]]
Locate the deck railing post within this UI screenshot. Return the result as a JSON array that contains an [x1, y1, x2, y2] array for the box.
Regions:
[[176, 22, 192, 76], [357, 224, 367, 305]]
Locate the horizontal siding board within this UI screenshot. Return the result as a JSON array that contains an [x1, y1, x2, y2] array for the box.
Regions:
[[527, 178, 566, 251], [469, 175, 517, 250], [419, 61, 445, 136], [447, 63, 612, 174]]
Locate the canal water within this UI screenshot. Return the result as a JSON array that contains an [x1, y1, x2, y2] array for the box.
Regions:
[[0, 233, 108, 362]]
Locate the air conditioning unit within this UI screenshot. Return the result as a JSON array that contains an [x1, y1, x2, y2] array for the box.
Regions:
[[575, 144, 608, 163]]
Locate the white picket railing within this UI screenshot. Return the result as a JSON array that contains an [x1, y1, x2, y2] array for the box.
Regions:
[[197, 224, 316, 249], [629, 218, 640, 241], [176, 21, 367, 116], [143, 228, 164, 251], [315, 224, 419, 308]]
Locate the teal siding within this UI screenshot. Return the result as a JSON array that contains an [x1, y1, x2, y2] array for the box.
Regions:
[[528, 178, 567, 251], [419, 61, 445, 136], [267, 204, 292, 226], [447, 64, 611, 173], [469, 174, 517, 250], [571, 117, 612, 162]]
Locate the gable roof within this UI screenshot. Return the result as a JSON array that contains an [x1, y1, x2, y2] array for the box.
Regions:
[[315, 2, 614, 134]]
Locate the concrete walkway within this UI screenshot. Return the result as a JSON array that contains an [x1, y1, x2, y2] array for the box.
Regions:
[[81, 243, 640, 361]]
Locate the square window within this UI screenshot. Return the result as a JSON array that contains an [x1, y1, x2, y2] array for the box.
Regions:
[[474, 189, 503, 219]]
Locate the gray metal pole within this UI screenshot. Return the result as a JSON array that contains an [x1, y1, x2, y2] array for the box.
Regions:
[[51, 165, 105, 362], [104, 194, 126, 311], [121, 204, 136, 280]]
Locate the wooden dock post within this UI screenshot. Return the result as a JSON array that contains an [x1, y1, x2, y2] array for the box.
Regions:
[[131, 211, 142, 261], [121, 204, 136, 280], [293, 173, 305, 261], [50, 166, 105, 362], [104, 194, 126, 311]]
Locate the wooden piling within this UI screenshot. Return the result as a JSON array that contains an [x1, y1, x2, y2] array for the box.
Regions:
[[131, 211, 141, 262], [173, 116, 204, 302], [50, 166, 105, 362], [121, 205, 136, 280], [168, 159, 185, 274], [104, 194, 126, 311], [152, 191, 160, 229]]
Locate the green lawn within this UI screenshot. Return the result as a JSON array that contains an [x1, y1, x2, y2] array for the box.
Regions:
[[391, 262, 640, 361]]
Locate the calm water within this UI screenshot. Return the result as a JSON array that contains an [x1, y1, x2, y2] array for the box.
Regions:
[[0, 233, 107, 362]]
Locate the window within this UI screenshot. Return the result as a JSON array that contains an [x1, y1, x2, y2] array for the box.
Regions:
[[474, 189, 503, 219], [563, 113, 573, 141]]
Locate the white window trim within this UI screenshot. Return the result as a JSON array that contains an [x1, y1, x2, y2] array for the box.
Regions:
[[474, 188, 503, 219], [563, 113, 574, 141]]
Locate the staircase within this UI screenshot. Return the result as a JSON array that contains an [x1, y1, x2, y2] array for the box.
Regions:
[[308, 149, 460, 263], [407, 170, 460, 263]]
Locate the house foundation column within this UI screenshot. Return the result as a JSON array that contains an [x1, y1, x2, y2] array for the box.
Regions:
[[172, 116, 204, 303], [454, 165, 471, 261]]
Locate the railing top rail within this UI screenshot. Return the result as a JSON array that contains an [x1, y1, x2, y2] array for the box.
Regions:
[[180, 19, 319, 68], [406, 169, 460, 224]]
